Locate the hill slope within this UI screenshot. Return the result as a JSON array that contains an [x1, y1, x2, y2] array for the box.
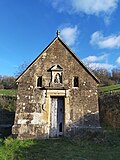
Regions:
[[0, 89, 17, 96], [99, 84, 120, 94]]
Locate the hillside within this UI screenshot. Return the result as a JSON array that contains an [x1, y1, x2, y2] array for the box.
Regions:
[[99, 84, 120, 94], [0, 89, 17, 97], [0, 90, 16, 111]]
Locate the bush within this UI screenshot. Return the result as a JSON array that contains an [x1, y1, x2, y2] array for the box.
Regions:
[[0, 95, 16, 112]]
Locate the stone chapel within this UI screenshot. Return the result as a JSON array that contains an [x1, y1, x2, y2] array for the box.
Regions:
[[12, 32, 100, 139]]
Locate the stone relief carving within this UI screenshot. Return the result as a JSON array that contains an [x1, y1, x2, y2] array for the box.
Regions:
[[54, 73, 61, 84]]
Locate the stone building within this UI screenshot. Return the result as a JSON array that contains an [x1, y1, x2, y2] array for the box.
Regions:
[[12, 32, 100, 139]]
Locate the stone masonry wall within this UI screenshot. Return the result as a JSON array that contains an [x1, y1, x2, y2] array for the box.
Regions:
[[99, 93, 120, 129]]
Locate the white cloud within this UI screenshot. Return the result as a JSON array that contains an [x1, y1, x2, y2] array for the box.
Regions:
[[82, 54, 107, 63], [51, 0, 118, 16], [82, 54, 115, 70], [71, 0, 118, 15], [116, 56, 120, 64], [60, 26, 79, 46], [90, 31, 120, 49], [87, 63, 115, 70]]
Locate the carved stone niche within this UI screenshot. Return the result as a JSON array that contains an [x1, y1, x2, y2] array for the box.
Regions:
[[49, 64, 64, 88]]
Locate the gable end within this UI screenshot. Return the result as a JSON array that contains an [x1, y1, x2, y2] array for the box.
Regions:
[[16, 36, 100, 84]]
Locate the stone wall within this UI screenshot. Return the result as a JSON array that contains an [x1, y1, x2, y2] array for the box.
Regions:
[[0, 95, 15, 137], [99, 93, 120, 129]]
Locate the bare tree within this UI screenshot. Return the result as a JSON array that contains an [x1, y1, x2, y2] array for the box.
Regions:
[[112, 68, 120, 84], [92, 68, 115, 86], [15, 61, 30, 78]]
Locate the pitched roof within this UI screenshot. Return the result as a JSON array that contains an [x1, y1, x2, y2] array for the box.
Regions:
[[16, 35, 100, 83]]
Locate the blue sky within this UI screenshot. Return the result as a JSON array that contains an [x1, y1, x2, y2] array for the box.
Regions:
[[0, 0, 120, 76]]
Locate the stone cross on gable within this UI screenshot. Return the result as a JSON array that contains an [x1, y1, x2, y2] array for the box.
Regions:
[[56, 30, 60, 37]]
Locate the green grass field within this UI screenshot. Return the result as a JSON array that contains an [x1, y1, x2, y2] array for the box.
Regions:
[[99, 84, 120, 93], [0, 89, 17, 96], [0, 130, 120, 160]]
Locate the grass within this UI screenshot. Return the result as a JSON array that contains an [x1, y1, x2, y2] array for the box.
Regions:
[[0, 89, 17, 96], [99, 84, 120, 93], [0, 130, 120, 160]]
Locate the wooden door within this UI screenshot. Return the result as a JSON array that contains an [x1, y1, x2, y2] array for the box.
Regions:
[[50, 97, 64, 137]]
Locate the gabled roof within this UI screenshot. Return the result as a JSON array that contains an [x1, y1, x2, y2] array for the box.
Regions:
[[16, 35, 100, 83]]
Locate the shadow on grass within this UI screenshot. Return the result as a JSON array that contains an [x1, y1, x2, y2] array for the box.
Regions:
[[8, 111, 119, 160], [1, 130, 119, 160]]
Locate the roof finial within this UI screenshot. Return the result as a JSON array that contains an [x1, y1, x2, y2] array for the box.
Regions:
[[56, 30, 60, 37]]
